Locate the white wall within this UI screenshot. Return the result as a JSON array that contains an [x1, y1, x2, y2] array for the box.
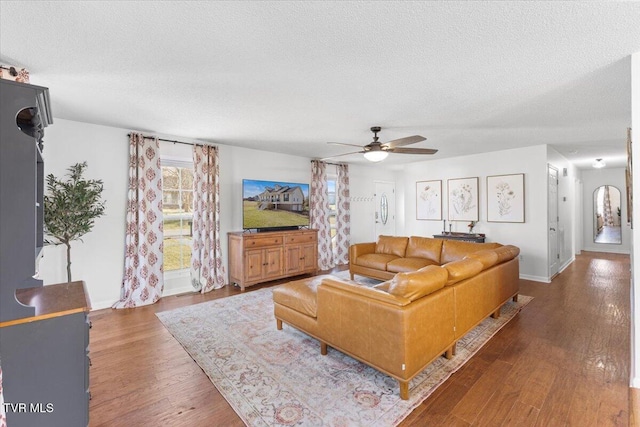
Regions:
[[346, 165, 398, 243], [547, 146, 580, 269], [581, 168, 630, 254], [39, 119, 392, 309], [398, 145, 556, 282]]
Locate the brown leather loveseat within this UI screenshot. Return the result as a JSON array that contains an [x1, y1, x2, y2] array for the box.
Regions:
[[273, 237, 520, 400], [350, 235, 505, 281]]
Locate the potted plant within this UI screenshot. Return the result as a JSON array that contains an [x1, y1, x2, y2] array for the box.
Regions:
[[44, 162, 106, 282]]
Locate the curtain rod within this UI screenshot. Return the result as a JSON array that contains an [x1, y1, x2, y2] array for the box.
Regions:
[[311, 160, 346, 167], [127, 133, 203, 147]]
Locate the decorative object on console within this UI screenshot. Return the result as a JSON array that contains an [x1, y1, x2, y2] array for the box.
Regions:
[[447, 177, 479, 221], [44, 162, 106, 282], [487, 173, 525, 223], [0, 65, 29, 83], [416, 180, 442, 220]]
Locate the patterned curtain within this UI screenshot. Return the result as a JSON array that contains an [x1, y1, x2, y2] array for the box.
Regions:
[[190, 145, 225, 293], [113, 133, 164, 309], [310, 160, 334, 270], [603, 185, 614, 226], [335, 164, 351, 265]]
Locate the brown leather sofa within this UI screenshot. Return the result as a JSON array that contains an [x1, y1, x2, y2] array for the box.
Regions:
[[273, 239, 520, 400], [349, 235, 504, 281]]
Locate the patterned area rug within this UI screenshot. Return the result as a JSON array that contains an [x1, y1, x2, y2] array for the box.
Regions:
[[157, 281, 532, 426]]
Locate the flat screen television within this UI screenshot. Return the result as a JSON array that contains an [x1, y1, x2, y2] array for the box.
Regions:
[[242, 179, 310, 231]]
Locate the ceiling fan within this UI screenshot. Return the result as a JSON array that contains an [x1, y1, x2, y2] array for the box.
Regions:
[[324, 126, 438, 162]]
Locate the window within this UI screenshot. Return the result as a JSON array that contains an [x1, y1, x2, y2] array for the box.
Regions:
[[162, 161, 194, 271]]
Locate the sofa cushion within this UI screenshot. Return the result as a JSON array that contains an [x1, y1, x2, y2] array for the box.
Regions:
[[387, 265, 448, 301], [355, 253, 400, 270], [443, 258, 484, 286], [272, 275, 333, 318], [494, 245, 521, 263], [375, 235, 409, 257], [464, 249, 499, 271], [405, 236, 443, 264], [441, 240, 502, 264], [387, 257, 439, 273]]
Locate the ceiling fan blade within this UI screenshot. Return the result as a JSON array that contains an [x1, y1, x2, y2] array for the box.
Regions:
[[327, 142, 364, 149], [388, 147, 438, 155], [383, 135, 426, 148], [320, 150, 365, 161], [383, 135, 426, 149]]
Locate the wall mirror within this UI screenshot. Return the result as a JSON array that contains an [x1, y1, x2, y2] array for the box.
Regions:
[[593, 185, 622, 244]]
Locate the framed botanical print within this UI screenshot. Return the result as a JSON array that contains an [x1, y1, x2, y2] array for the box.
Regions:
[[447, 177, 479, 221], [487, 173, 525, 223], [416, 180, 442, 220]]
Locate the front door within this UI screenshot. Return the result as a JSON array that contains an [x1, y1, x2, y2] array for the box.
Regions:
[[548, 165, 559, 278], [374, 181, 396, 239]]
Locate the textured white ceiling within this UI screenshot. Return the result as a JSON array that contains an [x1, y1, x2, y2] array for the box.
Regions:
[[1, 1, 639, 169]]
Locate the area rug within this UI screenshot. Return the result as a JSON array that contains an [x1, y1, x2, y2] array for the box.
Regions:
[[157, 283, 532, 427]]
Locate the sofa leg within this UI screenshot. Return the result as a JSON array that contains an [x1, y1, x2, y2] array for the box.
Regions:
[[513, 294, 519, 302], [491, 308, 501, 319], [445, 347, 453, 360], [320, 342, 328, 355], [452, 342, 457, 356], [350, 272, 354, 280], [399, 381, 409, 400], [276, 319, 282, 330]]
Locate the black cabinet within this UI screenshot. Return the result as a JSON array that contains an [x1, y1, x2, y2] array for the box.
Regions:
[[0, 79, 91, 427], [0, 79, 51, 322]]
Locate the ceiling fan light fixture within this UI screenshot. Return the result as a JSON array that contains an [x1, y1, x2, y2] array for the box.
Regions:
[[592, 158, 606, 168], [363, 150, 389, 162]]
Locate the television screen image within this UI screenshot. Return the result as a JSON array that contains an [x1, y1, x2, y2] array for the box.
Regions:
[[242, 179, 310, 230]]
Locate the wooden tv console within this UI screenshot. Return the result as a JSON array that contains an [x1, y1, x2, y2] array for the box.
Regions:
[[228, 229, 318, 291]]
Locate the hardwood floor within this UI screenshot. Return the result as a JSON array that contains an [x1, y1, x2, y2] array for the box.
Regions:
[[88, 251, 630, 426]]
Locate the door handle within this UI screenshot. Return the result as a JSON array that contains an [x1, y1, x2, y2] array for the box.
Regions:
[[550, 228, 556, 231]]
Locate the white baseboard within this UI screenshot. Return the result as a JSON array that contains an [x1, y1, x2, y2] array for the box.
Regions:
[[163, 284, 195, 297], [519, 274, 551, 283], [582, 246, 630, 255], [559, 256, 575, 274], [91, 299, 116, 311], [89, 284, 195, 312]]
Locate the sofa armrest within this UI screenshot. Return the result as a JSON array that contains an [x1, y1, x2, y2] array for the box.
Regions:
[[349, 242, 376, 263], [320, 277, 410, 306]]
